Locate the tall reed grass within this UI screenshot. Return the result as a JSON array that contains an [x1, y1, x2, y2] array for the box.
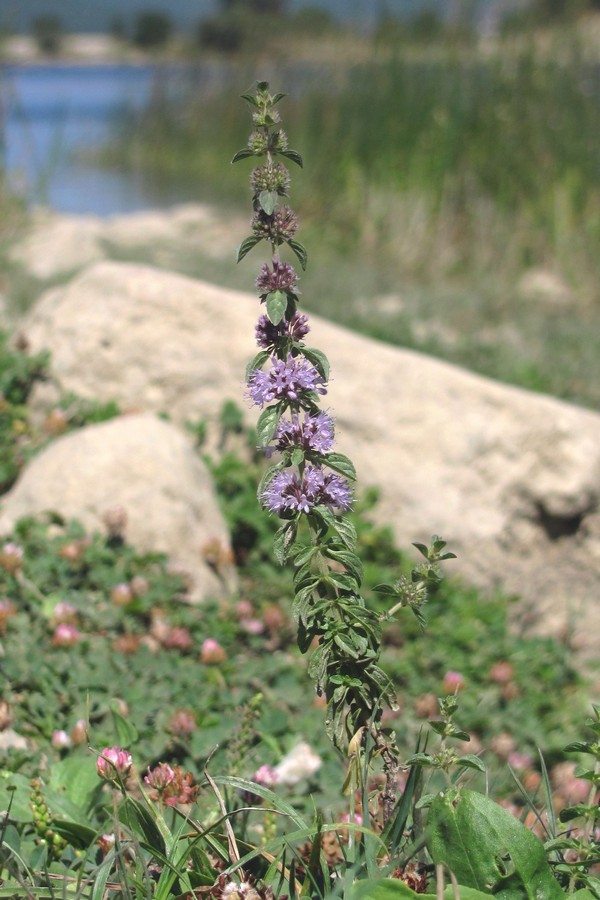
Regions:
[[101, 27, 600, 407]]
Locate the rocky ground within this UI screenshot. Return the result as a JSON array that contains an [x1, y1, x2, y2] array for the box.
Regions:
[[1, 205, 599, 657]]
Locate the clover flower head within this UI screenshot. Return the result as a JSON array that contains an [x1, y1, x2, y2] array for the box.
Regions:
[[247, 354, 326, 407], [96, 746, 133, 781], [255, 312, 309, 349], [162, 765, 198, 807], [274, 410, 335, 454], [261, 465, 352, 515], [256, 259, 298, 294], [144, 762, 176, 794], [51, 730, 71, 749], [0, 542, 23, 575], [52, 622, 81, 647], [201, 638, 227, 664], [168, 708, 197, 737]]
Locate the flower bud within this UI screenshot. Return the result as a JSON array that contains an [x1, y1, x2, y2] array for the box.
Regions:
[[96, 746, 133, 781], [0, 542, 23, 575], [442, 671, 465, 694], [111, 583, 133, 606], [70, 718, 88, 745], [200, 638, 227, 664], [51, 729, 71, 749], [52, 623, 80, 647]]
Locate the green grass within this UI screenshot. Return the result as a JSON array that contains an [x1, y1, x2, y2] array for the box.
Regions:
[[97, 26, 600, 408]]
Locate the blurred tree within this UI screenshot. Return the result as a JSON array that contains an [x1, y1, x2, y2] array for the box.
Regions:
[[109, 16, 128, 43], [31, 15, 63, 55], [198, 13, 244, 53], [133, 11, 172, 49]]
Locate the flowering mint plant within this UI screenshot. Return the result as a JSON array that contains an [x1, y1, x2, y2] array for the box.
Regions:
[[233, 84, 454, 788]]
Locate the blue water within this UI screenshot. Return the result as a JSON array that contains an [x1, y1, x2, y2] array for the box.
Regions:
[[2, 63, 207, 215]]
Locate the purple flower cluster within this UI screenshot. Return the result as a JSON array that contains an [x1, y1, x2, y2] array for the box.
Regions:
[[252, 206, 298, 243], [261, 465, 353, 514], [274, 411, 335, 453], [256, 259, 298, 294], [255, 312, 310, 349], [247, 355, 326, 407]]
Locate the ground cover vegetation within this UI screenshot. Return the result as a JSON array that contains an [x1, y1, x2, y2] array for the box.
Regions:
[[98, 15, 600, 409], [0, 81, 598, 896]]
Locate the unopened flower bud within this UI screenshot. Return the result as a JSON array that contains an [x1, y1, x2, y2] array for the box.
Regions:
[[0, 542, 23, 575], [43, 408, 69, 436], [130, 575, 149, 597], [111, 583, 133, 606], [70, 718, 88, 745], [52, 623, 80, 647], [200, 638, 227, 664], [442, 671, 465, 694], [51, 729, 71, 749], [96, 746, 132, 781], [0, 700, 13, 730]]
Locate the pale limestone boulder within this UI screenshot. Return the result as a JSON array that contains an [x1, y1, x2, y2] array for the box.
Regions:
[[9, 210, 106, 279], [0, 413, 235, 600], [9, 205, 247, 282], [21, 261, 600, 651]]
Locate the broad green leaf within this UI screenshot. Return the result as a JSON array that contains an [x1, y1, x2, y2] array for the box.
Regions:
[[231, 148, 256, 163], [245, 349, 270, 380], [333, 516, 357, 550], [273, 520, 297, 565], [352, 879, 493, 900], [236, 234, 261, 263], [278, 148, 303, 167], [288, 238, 308, 269], [427, 788, 564, 899], [110, 702, 139, 747], [458, 754, 487, 773], [256, 404, 282, 446], [325, 452, 357, 481], [0, 770, 36, 822], [240, 93, 259, 107], [119, 796, 166, 856], [266, 290, 287, 325], [259, 190, 279, 215], [301, 346, 329, 380]]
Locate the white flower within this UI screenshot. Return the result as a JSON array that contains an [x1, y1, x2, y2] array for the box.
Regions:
[[273, 741, 321, 786]]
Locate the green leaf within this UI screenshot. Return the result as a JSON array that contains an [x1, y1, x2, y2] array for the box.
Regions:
[[110, 703, 139, 747], [279, 148, 304, 167], [352, 880, 494, 900], [273, 520, 298, 565], [231, 148, 256, 163], [266, 290, 287, 325], [256, 461, 283, 502], [259, 190, 279, 215], [240, 93, 259, 107], [291, 448, 304, 466], [236, 234, 261, 263], [120, 797, 166, 856], [245, 350, 270, 380], [301, 346, 329, 381], [427, 788, 564, 898], [563, 741, 590, 753], [325, 452, 357, 481], [458, 754, 487, 773], [288, 238, 308, 269], [333, 516, 357, 550], [372, 583, 401, 597], [405, 753, 434, 767], [256, 404, 283, 446]]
